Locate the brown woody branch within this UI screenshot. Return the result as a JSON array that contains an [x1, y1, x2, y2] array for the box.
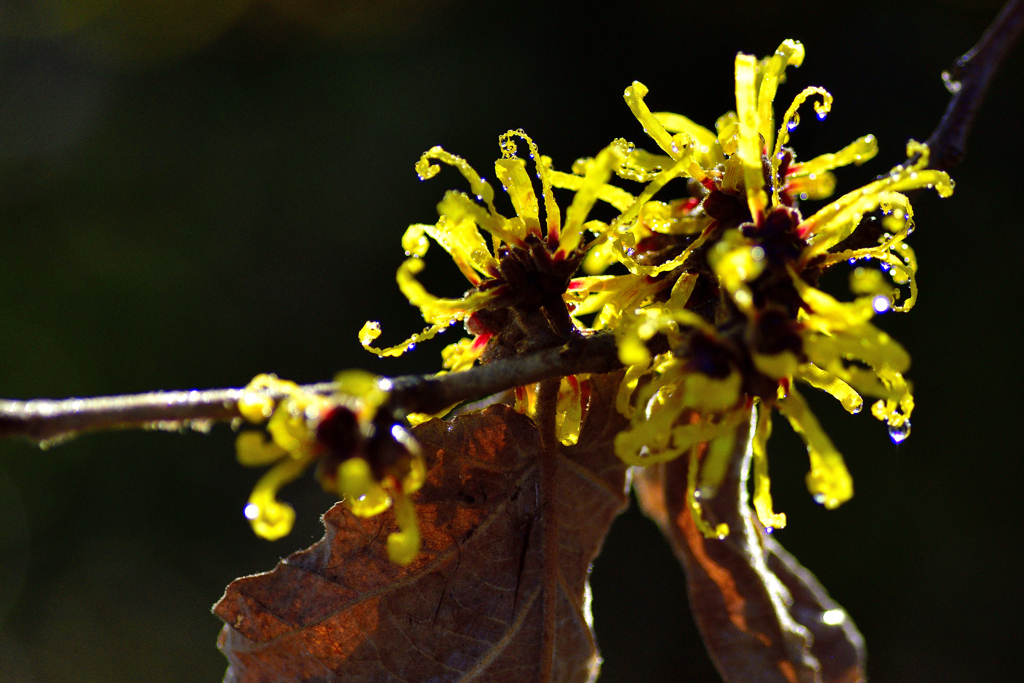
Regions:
[[0, 332, 621, 445], [922, 0, 1023, 171]]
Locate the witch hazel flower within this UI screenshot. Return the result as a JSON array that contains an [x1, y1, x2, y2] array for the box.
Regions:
[[234, 371, 425, 565], [359, 130, 636, 441], [600, 39, 952, 534], [237, 39, 952, 563]]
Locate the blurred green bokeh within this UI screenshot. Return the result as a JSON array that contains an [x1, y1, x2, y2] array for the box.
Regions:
[[1, 1, 1021, 681]]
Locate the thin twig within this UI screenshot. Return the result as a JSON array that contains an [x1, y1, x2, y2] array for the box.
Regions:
[[923, 0, 1023, 171], [389, 332, 620, 414], [0, 332, 621, 445], [0, 384, 332, 446]]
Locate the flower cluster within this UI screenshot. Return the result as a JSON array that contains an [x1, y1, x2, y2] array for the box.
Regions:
[[598, 40, 952, 534], [358, 130, 629, 441], [235, 39, 952, 562], [235, 372, 424, 564]]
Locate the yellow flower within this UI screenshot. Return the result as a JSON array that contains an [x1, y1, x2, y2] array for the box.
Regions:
[[235, 372, 425, 565], [360, 130, 626, 362], [342, 38, 950, 545], [360, 129, 634, 441], [602, 40, 952, 535]]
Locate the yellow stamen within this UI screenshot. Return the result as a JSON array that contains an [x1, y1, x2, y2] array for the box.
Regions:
[[555, 376, 585, 446], [735, 52, 767, 221], [796, 364, 864, 415], [752, 402, 787, 530], [235, 431, 287, 467], [386, 486, 422, 566], [771, 86, 833, 206], [687, 443, 730, 539], [561, 142, 628, 253], [498, 130, 562, 239], [777, 385, 853, 509], [244, 450, 317, 541], [337, 457, 391, 517], [654, 111, 722, 168], [359, 319, 453, 358], [623, 81, 691, 161], [800, 141, 953, 262], [416, 146, 497, 215], [757, 39, 806, 150], [792, 134, 878, 179]]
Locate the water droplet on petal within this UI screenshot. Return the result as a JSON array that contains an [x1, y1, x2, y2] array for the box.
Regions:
[[889, 420, 911, 444], [822, 609, 846, 625]]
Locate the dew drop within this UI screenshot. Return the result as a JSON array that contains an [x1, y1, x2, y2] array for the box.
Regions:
[[787, 112, 801, 130], [889, 421, 911, 444], [822, 609, 846, 625], [244, 503, 260, 520], [813, 494, 826, 505]]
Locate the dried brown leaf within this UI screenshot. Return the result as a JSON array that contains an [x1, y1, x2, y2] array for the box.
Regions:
[[213, 374, 629, 683], [633, 410, 866, 683]]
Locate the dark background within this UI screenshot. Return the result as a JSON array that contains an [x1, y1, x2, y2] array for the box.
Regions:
[[0, 0, 1020, 681]]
